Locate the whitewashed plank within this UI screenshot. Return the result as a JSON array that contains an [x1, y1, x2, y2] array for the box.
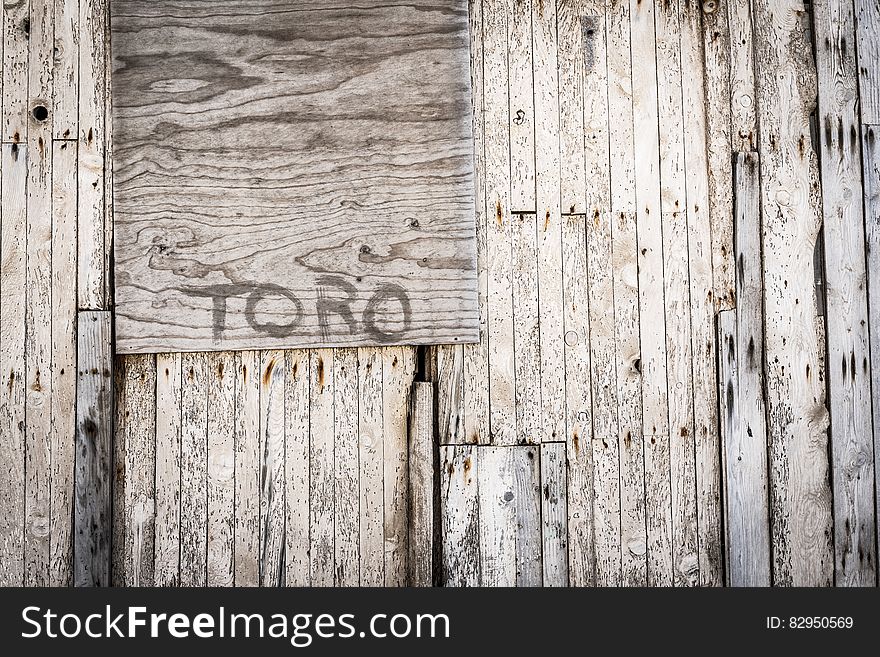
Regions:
[[512, 213, 541, 445], [865, 125, 880, 588], [855, 0, 880, 124], [721, 153, 772, 587], [179, 353, 207, 587], [0, 144, 27, 586], [358, 348, 384, 585], [436, 344, 464, 444], [558, 1, 588, 214], [382, 347, 415, 585], [234, 350, 261, 587], [541, 442, 568, 586], [533, 0, 566, 443], [207, 352, 235, 587], [462, 0, 491, 446], [701, 0, 735, 310], [440, 445, 480, 585], [310, 349, 334, 586], [729, 0, 758, 151], [753, 0, 834, 586], [484, 0, 517, 445], [73, 312, 112, 586], [2, 0, 29, 142], [682, 1, 723, 586], [285, 349, 310, 586], [114, 355, 156, 586], [153, 353, 182, 587], [79, 0, 107, 309], [259, 350, 286, 586], [815, 0, 877, 586], [53, 0, 79, 139], [408, 381, 435, 586], [508, 0, 536, 212], [50, 140, 77, 586], [334, 348, 360, 586], [581, 9, 617, 588]]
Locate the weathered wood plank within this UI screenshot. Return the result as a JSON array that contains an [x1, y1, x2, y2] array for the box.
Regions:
[[110, 0, 478, 352], [729, 0, 758, 152], [512, 213, 541, 445], [408, 381, 435, 586], [53, 0, 79, 139], [607, 0, 646, 587], [358, 348, 384, 586], [558, 1, 588, 215], [383, 347, 415, 585], [855, 0, 880, 124], [722, 152, 771, 587], [533, 0, 566, 444], [309, 349, 334, 586], [682, 0, 723, 586], [440, 445, 480, 585], [484, 0, 517, 446], [153, 353, 181, 587], [541, 442, 568, 586], [259, 350, 286, 586], [114, 355, 156, 586], [207, 352, 235, 586], [334, 348, 360, 586], [234, 350, 260, 586], [179, 353, 207, 586], [79, 0, 107, 309], [285, 349, 310, 586], [815, 0, 876, 586], [508, 0, 536, 212], [0, 144, 27, 586], [865, 125, 880, 588], [436, 344, 464, 444], [701, 0, 735, 310], [2, 0, 29, 142], [74, 312, 112, 587], [752, 0, 833, 586], [50, 140, 77, 586]]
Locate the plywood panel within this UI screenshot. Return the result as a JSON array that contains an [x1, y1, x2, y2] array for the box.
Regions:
[[110, 0, 477, 353]]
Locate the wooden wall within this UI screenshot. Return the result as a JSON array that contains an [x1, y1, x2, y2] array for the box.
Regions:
[[1, 0, 878, 587]]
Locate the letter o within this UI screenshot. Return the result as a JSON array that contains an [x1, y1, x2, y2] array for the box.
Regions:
[[363, 284, 412, 343], [245, 284, 304, 337]]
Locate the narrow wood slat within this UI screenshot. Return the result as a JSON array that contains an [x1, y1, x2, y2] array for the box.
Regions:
[[0, 144, 28, 586], [78, 0, 107, 309], [729, 0, 758, 152], [483, 0, 516, 445], [682, 1, 723, 586], [114, 355, 156, 586], [508, 0, 536, 212], [701, 0, 735, 310], [815, 0, 877, 586], [512, 213, 541, 445], [2, 0, 29, 142], [558, 1, 588, 215], [533, 0, 566, 444], [74, 311, 112, 586], [285, 349, 310, 586], [440, 445, 480, 585], [50, 140, 77, 586], [358, 348, 384, 586], [53, 0, 79, 139], [721, 153, 771, 587], [309, 349, 334, 586], [541, 442, 568, 586], [259, 350, 285, 586], [865, 125, 880, 587], [382, 347, 415, 585], [179, 353, 207, 586], [752, 0, 834, 586], [153, 353, 182, 586], [607, 0, 646, 587], [206, 352, 235, 586], [334, 348, 360, 586], [855, 0, 880, 124], [234, 350, 260, 586], [408, 381, 434, 587]]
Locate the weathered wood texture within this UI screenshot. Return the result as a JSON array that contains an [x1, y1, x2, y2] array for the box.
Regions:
[[109, 0, 478, 353]]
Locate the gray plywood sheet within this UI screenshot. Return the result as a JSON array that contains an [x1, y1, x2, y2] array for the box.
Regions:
[[110, 0, 477, 353]]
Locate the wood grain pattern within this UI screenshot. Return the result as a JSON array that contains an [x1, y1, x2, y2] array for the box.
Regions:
[[440, 445, 480, 585], [865, 125, 880, 588], [110, 0, 478, 353], [408, 382, 435, 586]]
